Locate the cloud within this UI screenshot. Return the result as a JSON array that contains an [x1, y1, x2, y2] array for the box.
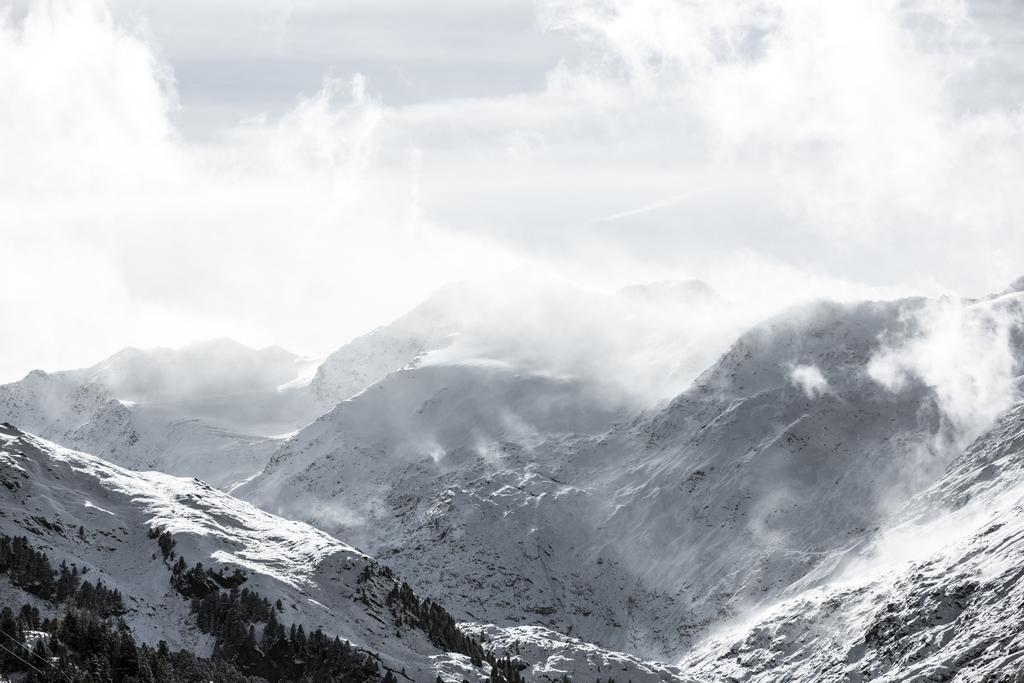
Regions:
[[867, 293, 1023, 443], [788, 364, 830, 399], [0, 1, 179, 194], [411, 273, 759, 406], [531, 0, 1024, 289], [0, 1, 515, 381], [2, 0, 1024, 382]]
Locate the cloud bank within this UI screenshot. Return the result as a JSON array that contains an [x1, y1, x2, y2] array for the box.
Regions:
[[1, 0, 1023, 382]]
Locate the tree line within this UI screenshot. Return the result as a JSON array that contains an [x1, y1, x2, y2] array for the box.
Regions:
[[0, 601, 265, 682], [0, 525, 559, 683], [158, 529, 386, 682], [361, 564, 527, 683], [0, 533, 125, 617], [0, 529, 386, 682]]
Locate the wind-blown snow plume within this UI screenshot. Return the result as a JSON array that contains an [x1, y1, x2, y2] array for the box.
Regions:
[[414, 275, 749, 406], [867, 294, 1023, 444], [788, 363, 830, 399]]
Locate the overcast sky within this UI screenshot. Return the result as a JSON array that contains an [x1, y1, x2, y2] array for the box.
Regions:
[[2, 0, 1023, 381]]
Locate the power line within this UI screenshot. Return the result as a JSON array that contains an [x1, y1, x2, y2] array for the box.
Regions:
[[0, 624, 73, 683], [0, 638, 49, 679]]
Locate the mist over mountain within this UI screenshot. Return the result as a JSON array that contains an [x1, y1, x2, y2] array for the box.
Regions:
[[0, 276, 740, 491], [312, 276, 743, 411], [0, 340, 323, 487], [1, 275, 1022, 681], [237, 284, 1024, 663], [82, 339, 310, 401], [4, 0, 1024, 680]]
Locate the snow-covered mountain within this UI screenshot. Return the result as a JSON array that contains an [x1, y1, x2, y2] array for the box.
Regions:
[[0, 368, 277, 488], [310, 276, 740, 410], [0, 279, 735, 491], [62, 337, 324, 437], [0, 423, 439, 676], [0, 423, 689, 683], [678, 395, 1024, 681], [0, 339, 324, 488], [5, 277, 1023, 681], [82, 338, 311, 403], [242, 363, 658, 652], [238, 287, 1024, 670]]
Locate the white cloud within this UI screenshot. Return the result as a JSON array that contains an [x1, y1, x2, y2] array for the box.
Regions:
[[0, 2, 516, 381], [788, 364, 830, 399], [867, 294, 1023, 443], [2, 0, 1024, 382], [531, 0, 1024, 288]]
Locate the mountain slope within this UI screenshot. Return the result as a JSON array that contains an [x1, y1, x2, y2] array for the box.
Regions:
[[0, 369, 278, 487], [678, 397, 1024, 681], [243, 364, 660, 652], [594, 292, 1021, 650], [0, 423, 488, 681], [0, 422, 691, 683], [0, 340, 324, 488]]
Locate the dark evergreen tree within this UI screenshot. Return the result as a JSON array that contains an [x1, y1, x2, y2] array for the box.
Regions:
[[164, 549, 384, 682], [379, 572, 526, 681]]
